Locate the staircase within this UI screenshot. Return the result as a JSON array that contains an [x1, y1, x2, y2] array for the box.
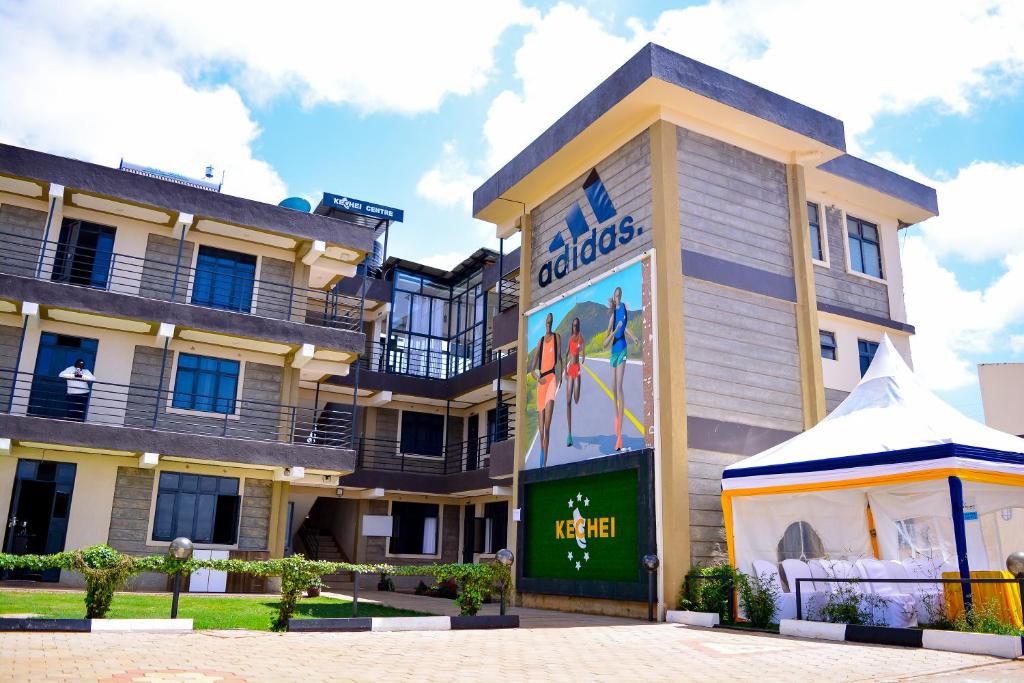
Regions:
[[298, 526, 355, 585]]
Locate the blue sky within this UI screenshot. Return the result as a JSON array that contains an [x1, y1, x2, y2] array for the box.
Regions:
[[2, 1, 1022, 422]]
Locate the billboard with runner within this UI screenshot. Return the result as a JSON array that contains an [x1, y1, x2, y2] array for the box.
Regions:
[[523, 257, 654, 470]]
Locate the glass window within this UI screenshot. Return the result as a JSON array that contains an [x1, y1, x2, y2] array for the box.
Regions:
[[153, 471, 240, 544], [191, 246, 257, 312], [396, 272, 421, 292], [482, 501, 508, 554], [400, 410, 444, 456], [172, 353, 240, 413], [819, 330, 837, 360], [847, 216, 883, 278], [858, 339, 879, 376], [807, 202, 824, 262], [777, 521, 824, 561], [392, 291, 412, 331], [389, 502, 439, 555]]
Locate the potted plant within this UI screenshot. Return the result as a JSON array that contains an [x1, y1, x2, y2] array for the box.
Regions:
[[377, 571, 395, 592], [306, 576, 325, 598]]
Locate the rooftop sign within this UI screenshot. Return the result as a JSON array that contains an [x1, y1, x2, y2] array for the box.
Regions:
[[320, 192, 404, 223]]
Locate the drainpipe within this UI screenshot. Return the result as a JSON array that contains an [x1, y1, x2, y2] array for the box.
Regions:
[[169, 214, 192, 301], [152, 338, 171, 429], [444, 399, 451, 474]]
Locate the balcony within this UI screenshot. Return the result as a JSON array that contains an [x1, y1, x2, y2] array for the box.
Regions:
[[0, 368, 356, 472], [0, 230, 366, 352], [355, 330, 513, 380]]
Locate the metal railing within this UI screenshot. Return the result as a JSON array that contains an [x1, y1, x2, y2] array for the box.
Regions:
[[297, 524, 321, 560], [793, 575, 1024, 621], [356, 428, 514, 475], [497, 273, 520, 313], [0, 230, 364, 331], [355, 331, 513, 380], [1, 368, 352, 449]]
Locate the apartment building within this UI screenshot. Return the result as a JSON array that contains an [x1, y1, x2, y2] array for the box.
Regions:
[[472, 44, 938, 617]]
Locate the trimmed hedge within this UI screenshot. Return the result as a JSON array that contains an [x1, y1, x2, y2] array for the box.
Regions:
[[0, 546, 511, 630]]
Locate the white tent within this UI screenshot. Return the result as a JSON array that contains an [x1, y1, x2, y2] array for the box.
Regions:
[[723, 336, 1024, 608]]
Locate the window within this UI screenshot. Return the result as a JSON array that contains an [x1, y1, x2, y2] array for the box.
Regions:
[[819, 330, 837, 360], [172, 353, 240, 414], [847, 215, 883, 278], [777, 521, 824, 561], [153, 472, 240, 544], [191, 246, 257, 312], [52, 219, 116, 289], [858, 339, 879, 376], [807, 202, 824, 262], [389, 502, 439, 555], [400, 411, 444, 456], [478, 501, 508, 555], [895, 517, 945, 561]]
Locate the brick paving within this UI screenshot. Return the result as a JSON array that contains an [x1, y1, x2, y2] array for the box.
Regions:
[[1, 620, 1023, 682]]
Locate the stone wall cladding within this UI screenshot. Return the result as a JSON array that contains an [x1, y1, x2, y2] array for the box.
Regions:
[[106, 466, 155, 555], [0, 323, 22, 398], [124, 346, 284, 440], [683, 278, 804, 432], [0, 204, 47, 278], [677, 128, 793, 278], [139, 233, 196, 303], [253, 255, 295, 321], [375, 408, 398, 441], [238, 478, 272, 550], [814, 205, 890, 317], [528, 130, 652, 307], [825, 387, 850, 415], [688, 449, 745, 567]]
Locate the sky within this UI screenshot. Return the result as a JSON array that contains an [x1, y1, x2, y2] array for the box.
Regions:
[[1, 0, 1022, 421]]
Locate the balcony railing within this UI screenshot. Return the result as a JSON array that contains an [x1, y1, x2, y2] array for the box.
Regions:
[[497, 273, 519, 313], [0, 368, 352, 450], [355, 331, 513, 380], [0, 230, 364, 332]]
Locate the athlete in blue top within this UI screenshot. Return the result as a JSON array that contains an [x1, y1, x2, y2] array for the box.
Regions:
[[602, 286, 638, 451]]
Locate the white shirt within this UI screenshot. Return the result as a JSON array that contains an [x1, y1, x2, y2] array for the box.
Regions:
[[59, 366, 95, 394]]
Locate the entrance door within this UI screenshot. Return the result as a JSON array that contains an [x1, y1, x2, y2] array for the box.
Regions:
[[51, 219, 116, 289], [462, 504, 475, 564], [28, 333, 99, 419], [3, 459, 77, 582], [466, 415, 479, 471]]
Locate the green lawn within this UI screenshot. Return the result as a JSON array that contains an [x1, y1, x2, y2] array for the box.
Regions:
[[0, 590, 429, 630]]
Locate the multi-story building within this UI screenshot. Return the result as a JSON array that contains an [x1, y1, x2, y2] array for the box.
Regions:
[[472, 44, 937, 617], [2, 44, 939, 616], [0, 144, 519, 588]]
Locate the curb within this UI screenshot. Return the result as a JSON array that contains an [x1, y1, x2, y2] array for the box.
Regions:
[[0, 617, 193, 632], [287, 614, 520, 632], [778, 620, 1024, 659], [665, 610, 719, 628]]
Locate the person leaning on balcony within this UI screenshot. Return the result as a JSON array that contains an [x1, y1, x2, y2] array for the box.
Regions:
[[59, 358, 95, 421]]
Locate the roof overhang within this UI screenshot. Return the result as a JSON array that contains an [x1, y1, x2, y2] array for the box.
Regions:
[[809, 155, 939, 225], [473, 43, 847, 230]]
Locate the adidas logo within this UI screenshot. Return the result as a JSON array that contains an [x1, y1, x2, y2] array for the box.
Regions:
[[538, 169, 642, 288]]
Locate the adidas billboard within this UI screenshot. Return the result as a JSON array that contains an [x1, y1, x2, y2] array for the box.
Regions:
[[537, 169, 644, 289]]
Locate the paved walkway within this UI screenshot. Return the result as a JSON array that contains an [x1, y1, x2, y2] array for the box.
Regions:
[[2, 618, 1023, 682]]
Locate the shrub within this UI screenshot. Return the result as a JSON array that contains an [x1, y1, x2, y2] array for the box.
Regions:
[[813, 581, 893, 627], [678, 563, 736, 622], [737, 571, 780, 627], [952, 599, 1024, 636]]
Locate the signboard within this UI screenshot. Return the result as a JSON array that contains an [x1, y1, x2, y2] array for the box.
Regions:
[[523, 258, 654, 470], [321, 192, 404, 222], [517, 449, 655, 601]]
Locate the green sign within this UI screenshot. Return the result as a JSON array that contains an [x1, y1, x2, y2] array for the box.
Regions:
[[524, 468, 639, 582]]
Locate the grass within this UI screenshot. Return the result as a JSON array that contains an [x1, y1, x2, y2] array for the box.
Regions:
[[0, 590, 430, 631]]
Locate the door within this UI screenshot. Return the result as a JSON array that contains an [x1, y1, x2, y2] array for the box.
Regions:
[[3, 459, 77, 582], [28, 333, 99, 418], [466, 415, 479, 471], [462, 504, 475, 563], [51, 219, 116, 289]]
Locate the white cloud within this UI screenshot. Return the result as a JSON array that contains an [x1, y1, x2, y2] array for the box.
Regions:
[[900, 162, 1024, 390], [1011, 335, 1024, 354], [416, 142, 483, 211], [474, 0, 1024, 175]]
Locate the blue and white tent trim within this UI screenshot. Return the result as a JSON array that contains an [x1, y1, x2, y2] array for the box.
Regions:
[[722, 336, 1024, 610]]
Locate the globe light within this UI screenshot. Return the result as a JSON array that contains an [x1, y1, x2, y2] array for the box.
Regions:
[[168, 537, 194, 561], [642, 554, 660, 572], [1006, 551, 1024, 578], [496, 548, 515, 567]]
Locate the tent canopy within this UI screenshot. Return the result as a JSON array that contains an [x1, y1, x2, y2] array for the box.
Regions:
[[723, 336, 1024, 492]]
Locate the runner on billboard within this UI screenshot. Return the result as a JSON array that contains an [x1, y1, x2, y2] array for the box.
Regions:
[[531, 312, 562, 467], [563, 317, 586, 447], [603, 287, 637, 451]]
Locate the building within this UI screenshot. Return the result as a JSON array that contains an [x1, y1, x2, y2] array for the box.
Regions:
[[0, 142, 519, 589], [472, 44, 936, 617], [978, 363, 1024, 438], [2, 43, 937, 614]]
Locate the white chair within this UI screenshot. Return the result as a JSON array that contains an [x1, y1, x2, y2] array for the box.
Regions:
[[901, 557, 952, 624], [780, 559, 824, 617], [751, 560, 796, 621], [808, 559, 840, 592], [854, 559, 919, 628]]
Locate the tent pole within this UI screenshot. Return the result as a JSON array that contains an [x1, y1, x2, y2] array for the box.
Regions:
[[865, 503, 880, 559], [947, 475, 973, 614]]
